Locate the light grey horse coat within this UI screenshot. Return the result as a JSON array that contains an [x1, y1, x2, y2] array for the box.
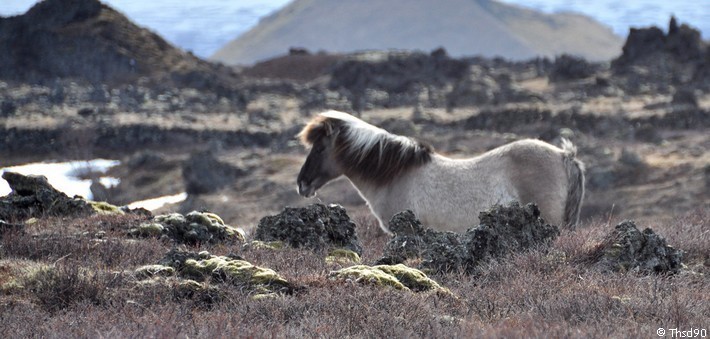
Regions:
[[297, 110, 585, 233]]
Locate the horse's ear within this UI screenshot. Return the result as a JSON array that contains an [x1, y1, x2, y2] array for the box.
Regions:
[[323, 119, 335, 136], [299, 116, 335, 146]]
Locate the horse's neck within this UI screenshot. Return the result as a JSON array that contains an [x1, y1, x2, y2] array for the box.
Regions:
[[345, 176, 384, 203]]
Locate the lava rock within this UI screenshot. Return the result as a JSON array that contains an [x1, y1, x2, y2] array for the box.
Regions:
[[549, 54, 598, 81], [378, 202, 560, 274], [0, 171, 94, 221], [254, 203, 363, 255], [593, 220, 683, 274]]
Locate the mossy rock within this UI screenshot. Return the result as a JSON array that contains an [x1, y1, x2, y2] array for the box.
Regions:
[[182, 256, 289, 288], [88, 200, 125, 215], [254, 204, 362, 255], [325, 249, 362, 265], [329, 264, 446, 292], [374, 264, 444, 292], [128, 211, 245, 244], [155, 213, 186, 226], [160, 250, 293, 295], [128, 222, 165, 237], [330, 265, 407, 290]]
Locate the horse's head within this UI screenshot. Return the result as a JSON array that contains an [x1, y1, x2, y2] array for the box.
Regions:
[[296, 117, 343, 198]]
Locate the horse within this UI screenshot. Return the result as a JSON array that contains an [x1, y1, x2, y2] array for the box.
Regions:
[[296, 110, 585, 233]]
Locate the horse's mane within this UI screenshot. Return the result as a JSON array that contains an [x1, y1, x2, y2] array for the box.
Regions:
[[299, 110, 433, 185]]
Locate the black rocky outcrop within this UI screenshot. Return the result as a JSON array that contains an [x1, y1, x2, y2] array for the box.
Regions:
[[377, 202, 560, 274], [612, 17, 709, 92], [590, 220, 683, 274], [0, 171, 94, 221], [254, 204, 363, 255]]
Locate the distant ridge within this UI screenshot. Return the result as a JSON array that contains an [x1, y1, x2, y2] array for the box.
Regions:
[[0, 0, 238, 89], [212, 0, 623, 65]]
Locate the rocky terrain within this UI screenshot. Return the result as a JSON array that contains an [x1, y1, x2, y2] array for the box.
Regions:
[[4, 12, 707, 228], [0, 0, 708, 336]]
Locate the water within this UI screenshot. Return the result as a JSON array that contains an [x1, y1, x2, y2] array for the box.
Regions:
[[1, 1, 706, 59], [0, 160, 187, 211], [0, 159, 120, 199], [127, 192, 188, 211]]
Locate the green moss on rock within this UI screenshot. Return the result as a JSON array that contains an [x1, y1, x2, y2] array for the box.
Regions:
[[329, 264, 446, 292], [325, 249, 362, 265], [128, 222, 165, 237], [88, 200, 125, 215], [331, 265, 407, 290], [128, 211, 245, 244], [159, 249, 293, 295]]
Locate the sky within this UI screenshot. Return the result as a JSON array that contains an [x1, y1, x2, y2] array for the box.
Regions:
[[1, 0, 707, 58]]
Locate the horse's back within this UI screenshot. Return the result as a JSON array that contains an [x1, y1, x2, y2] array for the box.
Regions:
[[430, 139, 573, 230]]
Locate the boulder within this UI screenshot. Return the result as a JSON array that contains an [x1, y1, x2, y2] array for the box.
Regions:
[[254, 204, 363, 255], [591, 220, 683, 274]]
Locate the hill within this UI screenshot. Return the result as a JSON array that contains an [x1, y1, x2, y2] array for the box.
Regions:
[[0, 0, 238, 89], [212, 0, 623, 65]]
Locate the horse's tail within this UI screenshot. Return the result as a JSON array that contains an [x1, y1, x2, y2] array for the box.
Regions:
[[560, 138, 585, 229]]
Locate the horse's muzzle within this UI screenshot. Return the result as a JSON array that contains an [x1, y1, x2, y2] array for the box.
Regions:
[[297, 181, 317, 198]]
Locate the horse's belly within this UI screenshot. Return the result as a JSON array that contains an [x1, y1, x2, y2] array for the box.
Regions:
[[415, 184, 518, 233]]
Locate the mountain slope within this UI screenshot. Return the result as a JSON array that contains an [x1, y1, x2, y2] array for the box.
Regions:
[[212, 0, 622, 65], [0, 0, 238, 89]]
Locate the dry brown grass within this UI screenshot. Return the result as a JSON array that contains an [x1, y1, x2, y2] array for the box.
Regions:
[[0, 209, 707, 338]]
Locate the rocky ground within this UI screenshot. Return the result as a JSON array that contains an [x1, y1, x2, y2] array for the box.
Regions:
[[0, 2, 708, 336], [5, 19, 708, 230], [0, 175, 705, 336]]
